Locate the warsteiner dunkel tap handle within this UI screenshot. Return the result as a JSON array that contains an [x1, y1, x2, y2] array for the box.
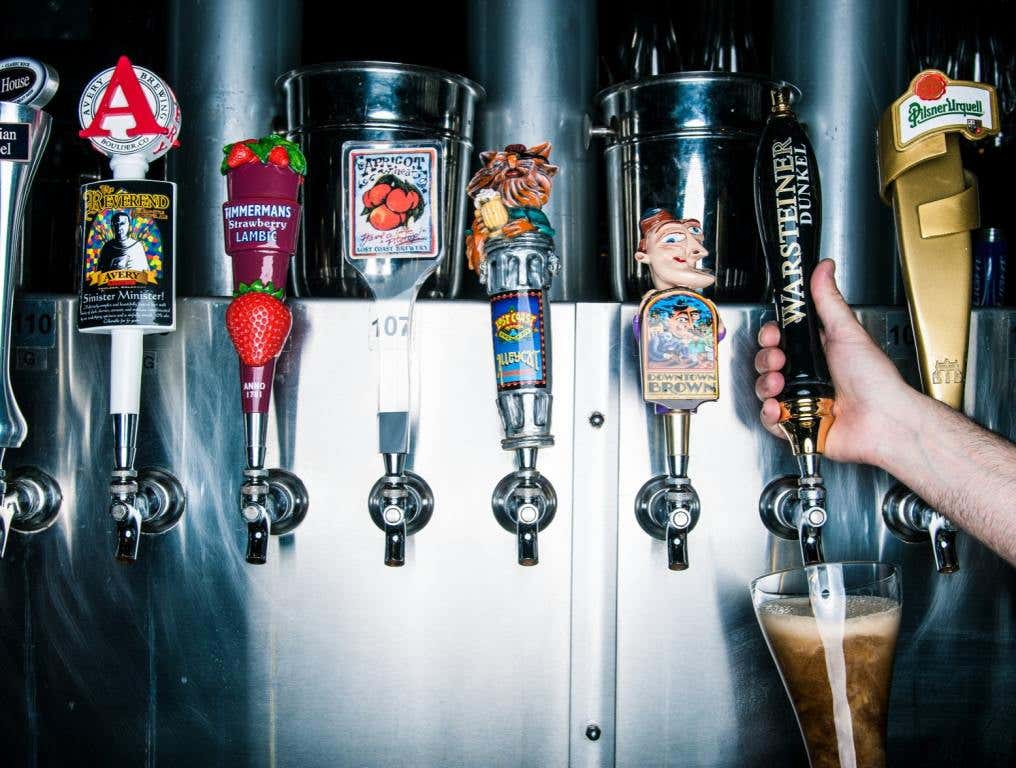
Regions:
[[754, 87, 832, 565], [467, 143, 560, 566], [221, 134, 307, 565]]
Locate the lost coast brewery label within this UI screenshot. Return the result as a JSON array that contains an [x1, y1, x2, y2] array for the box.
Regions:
[[491, 290, 547, 390], [346, 144, 440, 259], [640, 289, 719, 407], [78, 179, 175, 330], [892, 70, 999, 149], [78, 56, 181, 161], [0, 57, 59, 107]]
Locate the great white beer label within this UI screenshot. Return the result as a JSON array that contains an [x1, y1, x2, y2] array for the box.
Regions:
[[0, 123, 30, 162], [639, 288, 720, 410], [78, 179, 175, 331], [345, 143, 440, 259], [0, 57, 58, 107], [78, 56, 181, 161], [893, 70, 998, 149]]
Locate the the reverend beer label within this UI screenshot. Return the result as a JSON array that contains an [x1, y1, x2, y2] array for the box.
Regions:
[[639, 288, 719, 407], [491, 290, 547, 390], [892, 70, 998, 149], [346, 143, 440, 259], [0, 123, 29, 162], [78, 179, 175, 330]]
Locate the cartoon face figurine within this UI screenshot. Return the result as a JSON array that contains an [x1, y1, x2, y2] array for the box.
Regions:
[[465, 142, 558, 273], [634, 208, 714, 292]]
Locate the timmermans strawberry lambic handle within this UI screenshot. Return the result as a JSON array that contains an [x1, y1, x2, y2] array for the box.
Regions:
[[221, 134, 309, 564]]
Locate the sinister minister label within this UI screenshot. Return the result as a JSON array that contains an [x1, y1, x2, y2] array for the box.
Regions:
[[78, 179, 175, 331], [491, 290, 547, 390]]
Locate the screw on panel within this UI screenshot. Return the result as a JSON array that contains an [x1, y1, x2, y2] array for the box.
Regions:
[[588, 411, 605, 428], [585, 724, 602, 741]]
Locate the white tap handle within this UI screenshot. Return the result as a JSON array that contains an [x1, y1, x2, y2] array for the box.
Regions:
[[110, 328, 143, 415]]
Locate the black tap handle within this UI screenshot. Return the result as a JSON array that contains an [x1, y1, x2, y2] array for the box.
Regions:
[[246, 514, 270, 565], [384, 518, 407, 567], [753, 92, 834, 403], [517, 520, 539, 566], [115, 509, 142, 562], [666, 521, 689, 571]]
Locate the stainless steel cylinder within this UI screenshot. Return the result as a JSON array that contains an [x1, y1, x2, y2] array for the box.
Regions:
[[166, 0, 302, 297], [772, 0, 909, 304], [279, 62, 483, 299], [467, 0, 599, 302], [599, 73, 790, 302]]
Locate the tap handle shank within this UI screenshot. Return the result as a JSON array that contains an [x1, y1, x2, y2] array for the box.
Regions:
[[113, 503, 143, 562], [245, 513, 270, 565]]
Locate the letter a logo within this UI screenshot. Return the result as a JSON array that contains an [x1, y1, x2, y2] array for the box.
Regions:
[[79, 56, 167, 139]]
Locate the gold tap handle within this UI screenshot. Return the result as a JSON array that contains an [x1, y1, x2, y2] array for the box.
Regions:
[[878, 71, 998, 410]]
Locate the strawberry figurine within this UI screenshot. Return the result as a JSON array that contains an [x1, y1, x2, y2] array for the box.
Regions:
[[225, 280, 292, 366]]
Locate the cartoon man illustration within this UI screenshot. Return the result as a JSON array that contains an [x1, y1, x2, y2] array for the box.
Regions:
[[98, 211, 149, 272], [634, 208, 713, 292]]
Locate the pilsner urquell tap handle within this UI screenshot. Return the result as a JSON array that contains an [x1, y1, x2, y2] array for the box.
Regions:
[[0, 58, 64, 556], [466, 143, 560, 566], [753, 87, 834, 566], [630, 208, 722, 571], [77, 56, 185, 561], [221, 135, 309, 564], [877, 70, 999, 574], [342, 142, 442, 566]]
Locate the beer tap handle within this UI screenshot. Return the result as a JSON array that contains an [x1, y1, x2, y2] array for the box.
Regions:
[[929, 511, 959, 574]]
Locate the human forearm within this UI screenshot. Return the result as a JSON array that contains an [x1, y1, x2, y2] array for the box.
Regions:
[[877, 390, 1016, 565]]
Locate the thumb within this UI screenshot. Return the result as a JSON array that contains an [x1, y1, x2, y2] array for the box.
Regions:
[[811, 259, 857, 337]]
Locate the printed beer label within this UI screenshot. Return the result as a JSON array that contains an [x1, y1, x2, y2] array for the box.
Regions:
[[78, 179, 175, 331], [639, 288, 720, 409], [0, 123, 30, 162], [491, 290, 547, 390], [892, 70, 998, 149], [222, 197, 301, 254], [346, 144, 440, 259]]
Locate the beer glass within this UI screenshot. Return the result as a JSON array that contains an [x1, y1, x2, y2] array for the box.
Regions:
[[751, 562, 902, 768]]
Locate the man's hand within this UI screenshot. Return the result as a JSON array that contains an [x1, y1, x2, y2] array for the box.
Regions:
[[753, 259, 921, 469]]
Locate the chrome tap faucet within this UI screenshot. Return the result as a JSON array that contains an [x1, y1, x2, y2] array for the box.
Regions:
[[883, 484, 959, 574]]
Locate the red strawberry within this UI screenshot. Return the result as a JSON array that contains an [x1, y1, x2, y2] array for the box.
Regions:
[[226, 143, 256, 168], [226, 281, 292, 366], [267, 146, 290, 167]]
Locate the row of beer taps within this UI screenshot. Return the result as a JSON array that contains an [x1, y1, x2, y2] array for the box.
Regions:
[[0, 57, 993, 574]]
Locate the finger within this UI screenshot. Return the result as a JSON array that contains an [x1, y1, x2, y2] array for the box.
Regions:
[[761, 399, 786, 439], [754, 346, 786, 375], [811, 259, 859, 337], [755, 371, 785, 402], [757, 321, 781, 348]]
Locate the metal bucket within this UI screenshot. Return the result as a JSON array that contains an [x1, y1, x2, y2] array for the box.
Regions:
[[278, 62, 484, 298], [598, 73, 795, 302]]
